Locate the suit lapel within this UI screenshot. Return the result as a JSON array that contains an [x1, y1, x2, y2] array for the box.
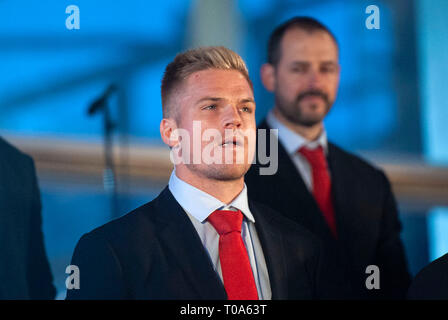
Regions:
[[153, 187, 227, 299], [249, 201, 288, 299], [327, 144, 351, 246], [327, 144, 374, 266]]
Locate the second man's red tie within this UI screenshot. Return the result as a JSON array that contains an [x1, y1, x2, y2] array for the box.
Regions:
[[208, 210, 259, 300], [299, 146, 338, 238]]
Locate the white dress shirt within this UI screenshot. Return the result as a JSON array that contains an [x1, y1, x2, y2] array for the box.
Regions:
[[266, 110, 329, 191], [168, 170, 272, 300]]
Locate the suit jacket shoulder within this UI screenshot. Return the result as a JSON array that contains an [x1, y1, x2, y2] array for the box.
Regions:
[[0, 137, 35, 177], [80, 198, 160, 249], [327, 142, 389, 183], [408, 253, 448, 300], [0, 136, 27, 158], [0, 136, 55, 299], [68, 191, 174, 297]]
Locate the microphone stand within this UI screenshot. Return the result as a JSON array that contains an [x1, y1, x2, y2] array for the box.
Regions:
[[88, 85, 119, 220]]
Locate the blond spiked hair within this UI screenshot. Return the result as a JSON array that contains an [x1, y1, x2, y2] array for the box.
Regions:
[[161, 46, 253, 118]]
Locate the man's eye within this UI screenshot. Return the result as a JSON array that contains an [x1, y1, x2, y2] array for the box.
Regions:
[[241, 106, 252, 113], [321, 67, 335, 73], [203, 104, 216, 110], [291, 68, 303, 73]]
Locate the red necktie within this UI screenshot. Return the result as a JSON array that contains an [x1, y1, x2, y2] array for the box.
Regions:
[[208, 210, 259, 300], [299, 146, 338, 238]]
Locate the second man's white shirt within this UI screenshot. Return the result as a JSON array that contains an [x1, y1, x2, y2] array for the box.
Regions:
[[266, 110, 329, 191]]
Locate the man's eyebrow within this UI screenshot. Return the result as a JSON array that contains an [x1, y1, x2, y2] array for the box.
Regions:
[[289, 60, 337, 65], [289, 61, 309, 66], [240, 98, 255, 104], [195, 97, 222, 104], [195, 97, 255, 104], [321, 61, 338, 65]]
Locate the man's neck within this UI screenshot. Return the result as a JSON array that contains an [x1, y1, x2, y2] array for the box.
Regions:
[[272, 107, 323, 141], [174, 166, 245, 204]]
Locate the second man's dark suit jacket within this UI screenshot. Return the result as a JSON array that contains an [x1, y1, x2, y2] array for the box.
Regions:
[[66, 186, 349, 300], [245, 120, 411, 299]]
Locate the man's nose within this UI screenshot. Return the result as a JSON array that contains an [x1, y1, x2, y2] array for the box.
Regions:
[[308, 69, 323, 89], [222, 105, 242, 129]]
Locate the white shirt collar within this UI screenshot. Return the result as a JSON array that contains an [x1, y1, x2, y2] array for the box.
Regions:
[[168, 170, 255, 224], [266, 109, 328, 155]]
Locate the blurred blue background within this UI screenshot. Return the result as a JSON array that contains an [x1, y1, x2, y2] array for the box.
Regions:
[[0, 0, 447, 298]]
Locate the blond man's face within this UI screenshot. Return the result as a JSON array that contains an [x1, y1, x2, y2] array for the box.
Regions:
[[166, 69, 256, 182]]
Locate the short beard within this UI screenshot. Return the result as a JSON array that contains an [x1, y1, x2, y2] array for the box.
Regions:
[[275, 89, 332, 127]]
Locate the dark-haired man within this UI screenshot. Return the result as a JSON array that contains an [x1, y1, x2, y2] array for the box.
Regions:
[[245, 17, 411, 299]]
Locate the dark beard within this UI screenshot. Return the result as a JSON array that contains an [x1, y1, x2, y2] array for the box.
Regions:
[[275, 89, 332, 127]]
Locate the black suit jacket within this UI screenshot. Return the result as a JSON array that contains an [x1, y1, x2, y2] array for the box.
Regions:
[[66, 186, 349, 300], [0, 137, 55, 299], [407, 253, 448, 300], [245, 120, 411, 299]]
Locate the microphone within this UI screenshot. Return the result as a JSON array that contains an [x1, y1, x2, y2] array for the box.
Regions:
[[88, 84, 117, 116]]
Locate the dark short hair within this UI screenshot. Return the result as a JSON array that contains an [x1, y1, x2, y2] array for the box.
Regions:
[[267, 16, 338, 66]]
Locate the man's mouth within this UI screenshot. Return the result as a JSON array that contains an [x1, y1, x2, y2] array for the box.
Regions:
[[303, 95, 323, 101], [297, 90, 329, 104], [221, 137, 243, 147]]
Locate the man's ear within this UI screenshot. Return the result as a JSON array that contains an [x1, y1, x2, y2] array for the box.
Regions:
[[160, 118, 178, 148], [260, 63, 276, 92]]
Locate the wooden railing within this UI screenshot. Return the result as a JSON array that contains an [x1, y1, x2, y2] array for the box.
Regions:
[[5, 134, 448, 212]]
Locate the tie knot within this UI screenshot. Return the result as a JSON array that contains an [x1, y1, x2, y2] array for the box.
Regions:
[[299, 146, 327, 168], [208, 210, 243, 236]]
